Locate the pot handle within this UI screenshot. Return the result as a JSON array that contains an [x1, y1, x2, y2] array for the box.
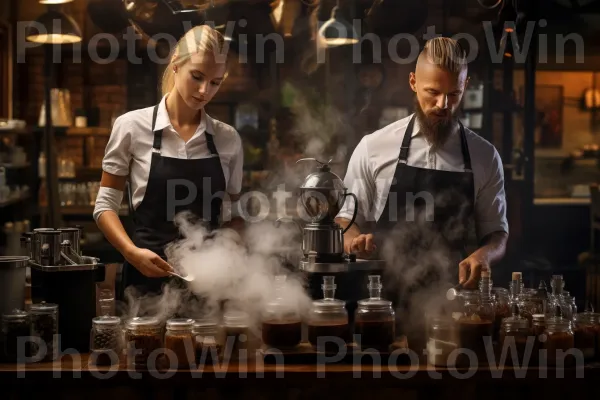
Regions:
[[341, 192, 358, 235]]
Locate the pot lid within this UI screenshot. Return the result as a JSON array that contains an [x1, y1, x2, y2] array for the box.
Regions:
[[298, 158, 346, 191]]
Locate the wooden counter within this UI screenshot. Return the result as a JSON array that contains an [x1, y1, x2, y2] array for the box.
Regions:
[[0, 354, 597, 400]]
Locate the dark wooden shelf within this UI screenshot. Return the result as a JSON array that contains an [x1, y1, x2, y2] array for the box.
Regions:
[[0, 163, 31, 169], [0, 195, 30, 208], [33, 127, 111, 136], [0, 128, 31, 136]]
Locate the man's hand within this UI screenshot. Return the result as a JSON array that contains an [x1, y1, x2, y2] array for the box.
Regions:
[[459, 251, 490, 289], [125, 247, 173, 278], [345, 233, 377, 259]]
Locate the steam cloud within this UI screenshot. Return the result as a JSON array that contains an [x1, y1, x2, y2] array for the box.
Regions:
[[118, 212, 312, 336]]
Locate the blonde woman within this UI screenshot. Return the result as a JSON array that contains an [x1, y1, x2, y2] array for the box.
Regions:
[[94, 26, 244, 297]]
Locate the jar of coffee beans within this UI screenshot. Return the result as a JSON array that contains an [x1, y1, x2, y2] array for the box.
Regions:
[[30, 302, 58, 362], [165, 318, 195, 368], [2, 309, 30, 362], [193, 319, 222, 366], [125, 317, 163, 368], [90, 316, 122, 366]]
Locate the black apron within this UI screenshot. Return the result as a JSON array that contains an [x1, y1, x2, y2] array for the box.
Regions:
[[373, 114, 475, 347], [118, 105, 227, 300]]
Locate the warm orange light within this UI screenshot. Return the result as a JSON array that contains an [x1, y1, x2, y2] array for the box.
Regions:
[[505, 27, 514, 33], [504, 52, 513, 58]]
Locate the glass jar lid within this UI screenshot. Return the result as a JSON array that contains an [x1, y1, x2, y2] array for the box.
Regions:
[[357, 297, 392, 310], [31, 302, 58, 314], [223, 310, 249, 327], [193, 318, 218, 329], [575, 311, 599, 324], [126, 316, 161, 329], [546, 316, 572, 331], [312, 298, 346, 310], [167, 318, 194, 330], [502, 315, 529, 330], [2, 309, 29, 322], [532, 314, 546, 323], [93, 316, 121, 327]]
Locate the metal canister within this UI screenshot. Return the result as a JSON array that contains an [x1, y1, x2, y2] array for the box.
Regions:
[[36, 230, 61, 266], [59, 227, 81, 256], [32, 228, 55, 264]]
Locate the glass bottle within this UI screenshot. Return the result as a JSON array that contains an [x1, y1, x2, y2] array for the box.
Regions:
[[355, 275, 395, 351], [165, 318, 195, 368], [500, 304, 530, 363], [426, 315, 458, 367], [531, 313, 546, 363], [193, 318, 222, 366], [547, 275, 572, 321], [90, 316, 122, 366], [125, 317, 163, 368], [457, 273, 495, 363], [544, 316, 575, 366], [492, 287, 510, 342], [2, 309, 30, 362], [30, 302, 58, 362], [573, 311, 597, 361], [262, 275, 302, 349], [307, 276, 350, 352], [222, 310, 250, 360]]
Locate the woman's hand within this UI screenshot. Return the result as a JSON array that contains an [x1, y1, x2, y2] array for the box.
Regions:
[[125, 247, 173, 278]]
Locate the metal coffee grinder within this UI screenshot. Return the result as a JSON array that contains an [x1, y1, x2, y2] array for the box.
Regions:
[[279, 158, 385, 320], [28, 227, 105, 354]]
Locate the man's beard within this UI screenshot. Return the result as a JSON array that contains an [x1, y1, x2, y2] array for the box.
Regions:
[[414, 97, 458, 150]]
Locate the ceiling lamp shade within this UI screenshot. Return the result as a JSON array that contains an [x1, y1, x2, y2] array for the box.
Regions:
[[39, 0, 74, 4], [26, 9, 82, 44], [318, 6, 359, 47]]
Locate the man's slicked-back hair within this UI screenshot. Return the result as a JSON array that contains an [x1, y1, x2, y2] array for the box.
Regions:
[[420, 37, 468, 73]]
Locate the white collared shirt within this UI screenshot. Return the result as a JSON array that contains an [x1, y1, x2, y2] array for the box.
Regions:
[[337, 114, 508, 241], [100, 95, 243, 212]]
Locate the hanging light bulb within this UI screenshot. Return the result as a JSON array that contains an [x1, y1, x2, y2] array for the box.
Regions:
[[26, 9, 82, 44], [318, 4, 359, 47]]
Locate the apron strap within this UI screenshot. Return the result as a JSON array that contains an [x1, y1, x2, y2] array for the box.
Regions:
[[151, 104, 163, 153], [458, 121, 473, 172], [398, 115, 416, 164], [398, 115, 473, 173], [205, 132, 219, 156]]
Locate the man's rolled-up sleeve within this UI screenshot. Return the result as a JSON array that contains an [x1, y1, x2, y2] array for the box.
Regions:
[[476, 147, 509, 241], [337, 138, 375, 230]]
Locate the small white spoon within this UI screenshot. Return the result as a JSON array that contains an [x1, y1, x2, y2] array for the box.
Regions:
[[169, 271, 195, 282]]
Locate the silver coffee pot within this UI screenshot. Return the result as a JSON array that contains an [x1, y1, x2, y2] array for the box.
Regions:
[[296, 158, 358, 260]]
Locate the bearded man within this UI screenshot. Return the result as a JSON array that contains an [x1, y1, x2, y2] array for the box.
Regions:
[[336, 37, 508, 294]]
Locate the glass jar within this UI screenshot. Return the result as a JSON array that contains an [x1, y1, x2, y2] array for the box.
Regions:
[[457, 290, 495, 362], [573, 312, 597, 361], [500, 309, 530, 363], [262, 275, 302, 349], [193, 318, 222, 366], [125, 317, 163, 368], [30, 302, 58, 362], [307, 276, 350, 352], [222, 310, 250, 360], [2, 309, 30, 362], [165, 318, 195, 368], [544, 317, 575, 366], [426, 316, 458, 367], [492, 287, 510, 342], [355, 275, 395, 351], [519, 292, 544, 324], [90, 316, 122, 366]]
